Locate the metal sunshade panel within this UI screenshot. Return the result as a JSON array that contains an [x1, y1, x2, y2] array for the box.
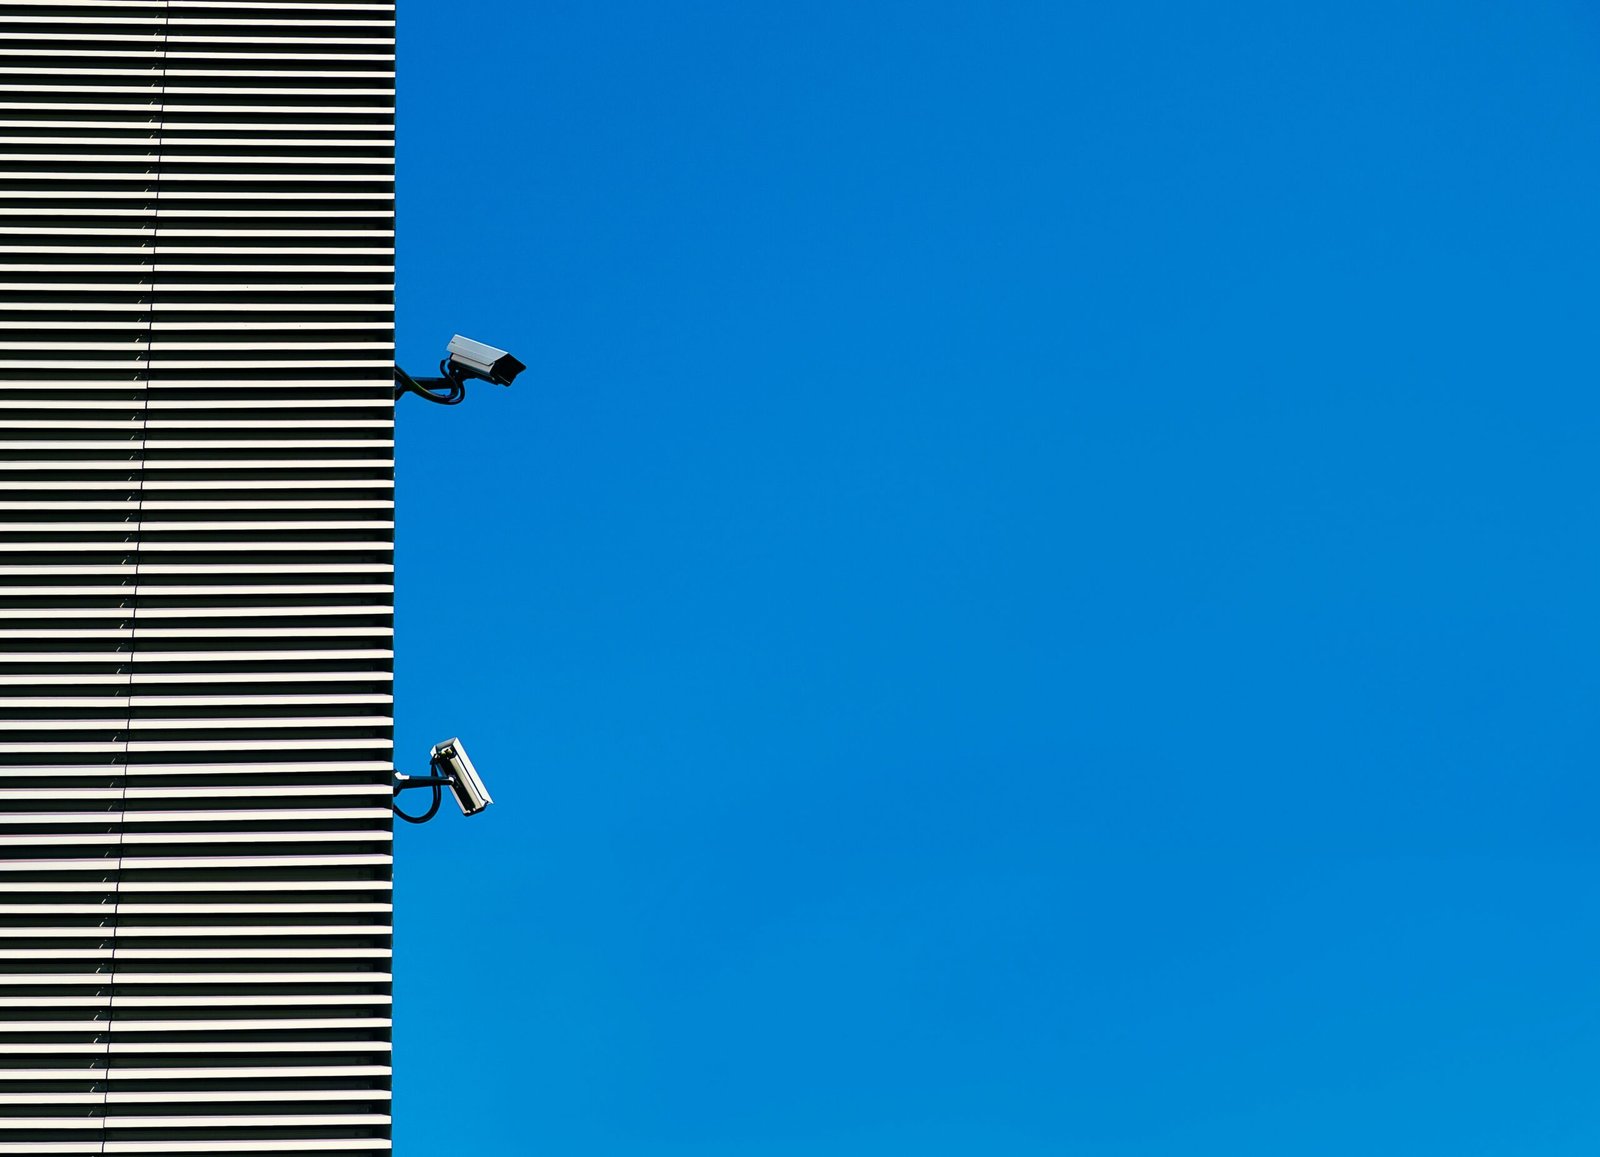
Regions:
[[0, 0, 396, 1152]]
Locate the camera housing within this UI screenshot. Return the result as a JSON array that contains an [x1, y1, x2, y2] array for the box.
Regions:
[[431, 737, 493, 816], [446, 334, 525, 387]]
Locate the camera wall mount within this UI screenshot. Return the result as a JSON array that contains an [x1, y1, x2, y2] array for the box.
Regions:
[[393, 737, 494, 824], [394, 334, 525, 406]]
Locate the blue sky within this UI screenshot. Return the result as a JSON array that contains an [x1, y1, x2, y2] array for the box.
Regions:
[[392, 2, 1600, 1152]]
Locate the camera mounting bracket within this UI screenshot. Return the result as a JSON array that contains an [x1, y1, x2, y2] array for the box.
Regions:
[[393, 361, 467, 406], [392, 766, 454, 824]]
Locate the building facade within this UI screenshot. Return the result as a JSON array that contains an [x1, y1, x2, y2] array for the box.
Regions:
[[0, 1, 396, 1153]]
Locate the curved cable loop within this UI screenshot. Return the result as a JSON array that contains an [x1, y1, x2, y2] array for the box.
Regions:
[[393, 756, 452, 824], [394, 360, 468, 405], [394, 780, 444, 824]]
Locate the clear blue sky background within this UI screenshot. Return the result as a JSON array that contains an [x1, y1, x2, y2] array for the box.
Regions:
[[392, 2, 1600, 1152]]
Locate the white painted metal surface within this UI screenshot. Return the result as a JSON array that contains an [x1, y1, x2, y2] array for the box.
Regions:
[[0, 1, 395, 1152]]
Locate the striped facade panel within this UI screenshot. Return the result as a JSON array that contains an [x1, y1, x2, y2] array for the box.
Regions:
[[0, 1, 396, 1154]]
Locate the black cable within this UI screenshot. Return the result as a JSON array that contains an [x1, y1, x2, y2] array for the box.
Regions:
[[394, 780, 443, 824], [393, 756, 455, 824], [393, 361, 467, 405]]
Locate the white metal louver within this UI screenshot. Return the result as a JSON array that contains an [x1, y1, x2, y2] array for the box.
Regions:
[[0, 0, 396, 1153]]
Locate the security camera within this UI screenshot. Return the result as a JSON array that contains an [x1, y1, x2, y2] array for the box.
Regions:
[[431, 737, 493, 816], [446, 335, 525, 388], [393, 333, 526, 405], [392, 737, 494, 823]]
